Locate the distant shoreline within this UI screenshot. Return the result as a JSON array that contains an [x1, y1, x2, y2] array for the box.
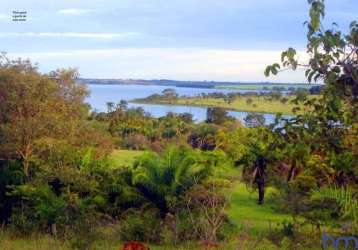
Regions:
[[78, 78, 321, 91], [130, 100, 284, 115]]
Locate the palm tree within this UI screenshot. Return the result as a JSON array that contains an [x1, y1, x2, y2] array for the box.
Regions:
[[117, 100, 128, 111], [131, 146, 213, 218], [106, 102, 115, 113]]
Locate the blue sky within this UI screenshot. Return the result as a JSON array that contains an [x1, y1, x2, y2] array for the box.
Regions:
[[1, 0, 357, 82]]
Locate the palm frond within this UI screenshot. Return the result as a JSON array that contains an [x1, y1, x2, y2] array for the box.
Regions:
[[312, 185, 358, 220]]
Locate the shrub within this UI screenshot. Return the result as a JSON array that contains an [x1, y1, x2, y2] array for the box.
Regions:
[[118, 209, 162, 243], [10, 184, 66, 235], [122, 135, 149, 150]]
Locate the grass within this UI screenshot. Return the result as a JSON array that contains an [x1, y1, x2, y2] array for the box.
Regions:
[[109, 149, 144, 167], [0, 234, 66, 250], [215, 84, 318, 90], [135, 96, 306, 115], [228, 182, 291, 234], [0, 231, 198, 250], [219, 167, 291, 234]]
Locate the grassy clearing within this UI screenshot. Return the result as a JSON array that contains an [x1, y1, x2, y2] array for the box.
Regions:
[[0, 234, 67, 250], [136, 96, 304, 115], [215, 84, 317, 90], [221, 167, 291, 234], [109, 149, 145, 167], [228, 182, 291, 234], [0, 232, 199, 250], [175, 96, 297, 114]]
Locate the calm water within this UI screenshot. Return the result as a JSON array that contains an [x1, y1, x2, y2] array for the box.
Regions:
[[85, 84, 280, 124]]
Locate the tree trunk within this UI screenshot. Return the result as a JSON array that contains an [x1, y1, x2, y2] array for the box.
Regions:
[[23, 158, 30, 177], [257, 181, 265, 205]]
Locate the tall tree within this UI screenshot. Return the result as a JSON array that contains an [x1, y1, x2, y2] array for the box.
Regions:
[[262, 0, 358, 197], [0, 55, 89, 176]]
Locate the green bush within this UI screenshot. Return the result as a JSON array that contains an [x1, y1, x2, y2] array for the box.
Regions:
[[118, 209, 162, 243], [10, 184, 66, 235]]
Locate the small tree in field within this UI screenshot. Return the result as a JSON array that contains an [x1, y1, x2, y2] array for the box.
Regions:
[[162, 88, 178, 103], [246, 98, 253, 106], [184, 180, 232, 245]]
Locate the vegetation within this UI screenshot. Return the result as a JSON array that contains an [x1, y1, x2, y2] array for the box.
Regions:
[[134, 94, 306, 115], [110, 150, 144, 167], [0, 1, 357, 249], [216, 83, 321, 91]]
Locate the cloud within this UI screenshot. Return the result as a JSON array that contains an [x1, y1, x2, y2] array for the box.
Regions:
[[10, 48, 309, 83], [57, 8, 93, 15], [0, 32, 139, 39]]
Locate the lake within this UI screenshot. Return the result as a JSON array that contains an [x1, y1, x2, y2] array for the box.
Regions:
[[85, 84, 281, 124]]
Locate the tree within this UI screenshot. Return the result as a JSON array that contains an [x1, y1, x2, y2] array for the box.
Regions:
[[131, 146, 214, 218], [262, 0, 358, 224], [280, 97, 289, 104], [162, 88, 178, 102], [246, 98, 253, 105], [269, 91, 282, 100], [178, 113, 193, 123], [293, 89, 309, 102], [244, 113, 266, 128], [106, 102, 115, 113], [0, 56, 89, 176], [206, 107, 229, 125], [117, 100, 128, 111], [188, 124, 217, 151], [184, 180, 232, 244]]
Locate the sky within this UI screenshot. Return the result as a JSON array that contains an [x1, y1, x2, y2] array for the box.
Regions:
[[0, 0, 357, 82]]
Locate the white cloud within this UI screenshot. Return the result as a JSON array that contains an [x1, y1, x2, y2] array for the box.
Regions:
[[57, 8, 93, 15], [0, 32, 139, 39], [10, 48, 308, 83]]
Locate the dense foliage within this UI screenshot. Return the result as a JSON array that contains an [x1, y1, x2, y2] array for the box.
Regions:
[[262, 0, 358, 233], [0, 1, 357, 249]]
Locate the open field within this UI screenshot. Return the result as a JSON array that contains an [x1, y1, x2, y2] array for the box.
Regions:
[[109, 149, 145, 167], [215, 84, 319, 90], [134, 96, 306, 115], [217, 167, 291, 233], [228, 183, 291, 234]]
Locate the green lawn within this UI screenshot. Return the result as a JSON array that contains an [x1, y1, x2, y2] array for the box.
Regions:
[[221, 168, 291, 233], [135, 96, 306, 115], [109, 149, 145, 167], [228, 182, 291, 234], [177, 96, 298, 114], [216, 84, 318, 90]]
